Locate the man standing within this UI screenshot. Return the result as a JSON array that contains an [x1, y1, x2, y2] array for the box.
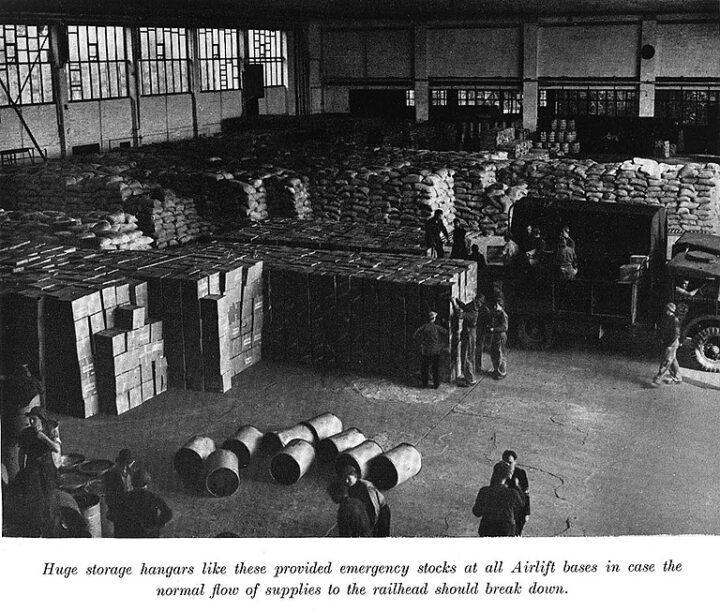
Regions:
[[556, 237, 578, 280], [472, 461, 525, 537], [425, 209, 450, 258], [342, 465, 391, 537], [450, 219, 469, 259], [327, 479, 372, 537], [452, 295, 486, 386], [501, 232, 520, 269], [103, 449, 136, 512], [489, 300, 509, 379], [109, 467, 172, 538], [652, 302, 682, 385], [413, 311, 447, 389], [500, 450, 530, 535]]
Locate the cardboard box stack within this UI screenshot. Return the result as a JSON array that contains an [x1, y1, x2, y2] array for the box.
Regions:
[[94, 300, 168, 416], [217, 219, 428, 256], [198, 243, 476, 383]]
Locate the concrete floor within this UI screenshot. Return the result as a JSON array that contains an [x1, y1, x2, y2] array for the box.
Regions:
[[55, 343, 720, 538]]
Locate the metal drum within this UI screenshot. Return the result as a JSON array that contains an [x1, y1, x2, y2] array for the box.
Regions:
[[368, 443, 422, 490], [317, 428, 366, 463], [270, 439, 315, 485], [335, 439, 383, 478], [222, 425, 263, 468], [205, 449, 240, 497]]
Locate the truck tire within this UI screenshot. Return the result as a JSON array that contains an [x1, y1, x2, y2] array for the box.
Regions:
[[517, 315, 554, 349], [691, 326, 720, 373]]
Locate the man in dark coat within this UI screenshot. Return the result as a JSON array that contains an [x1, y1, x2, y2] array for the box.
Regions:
[[501, 450, 530, 535], [424, 209, 450, 258], [342, 465, 391, 537], [472, 461, 525, 537], [450, 219, 469, 259], [327, 479, 372, 537], [413, 311, 447, 388], [652, 302, 682, 385], [556, 237, 578, 280], [103, 448, 136, 511], [109, 467, 172, 538]]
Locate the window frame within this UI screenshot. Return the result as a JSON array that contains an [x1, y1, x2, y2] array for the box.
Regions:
[[137, 26, 190, 96], [247, 29, 287, 88], [0, 24, 54, 107], [197, 28, 241, 92]]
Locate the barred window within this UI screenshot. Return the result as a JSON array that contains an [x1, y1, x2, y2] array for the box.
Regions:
[[457, 89, 521, 114], [555, 89, 638, 117], [0, 25, 53, 105], [198, 28, 241, 92], [67, 25, 128, 101], [430, 89, 447, 106], [405, 89, 415, 107], [247, 30, 286, 87], [138, 27, 189, 95], [656, 90, 719, 126], [539, 89, 548, 108]]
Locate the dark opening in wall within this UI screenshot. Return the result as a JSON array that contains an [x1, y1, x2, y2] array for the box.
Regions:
[[71, 143, 100, 155], [349, 90, 413, 119]]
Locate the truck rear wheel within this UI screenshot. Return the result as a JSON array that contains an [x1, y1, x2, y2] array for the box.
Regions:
[[517, 315, 554, 349], [691, 326, 720, 373]]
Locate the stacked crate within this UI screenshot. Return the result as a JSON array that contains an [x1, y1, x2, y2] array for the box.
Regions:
[[106, 249, 264, 392], [94, 304, 167, 416], [198, 243, 476, 382]]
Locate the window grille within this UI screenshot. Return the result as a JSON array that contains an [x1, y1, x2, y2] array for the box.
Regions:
[[430, 89, 447, 106], [247, 30, 286, 87], [0, 25, 53, 105], [67, 25, 128, 101], [138, 27, 189, 95], [456, 89, 521, 114], [656, 89, 719, 126], [554, 89, 638, 117], [405, 89, 415, 107], [198, 28, 241, 91]]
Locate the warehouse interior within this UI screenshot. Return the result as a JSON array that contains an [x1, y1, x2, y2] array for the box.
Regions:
[[1, 0, 720, 538]]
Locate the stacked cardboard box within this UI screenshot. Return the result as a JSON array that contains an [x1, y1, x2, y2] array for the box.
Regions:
[[217, 219, 428, 256], [197, 243, 476, 382], [105, 249, 264, 392], [94, 305, 167, 415]]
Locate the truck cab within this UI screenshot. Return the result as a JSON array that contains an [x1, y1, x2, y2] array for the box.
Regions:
[[667, 233, 720, 372]]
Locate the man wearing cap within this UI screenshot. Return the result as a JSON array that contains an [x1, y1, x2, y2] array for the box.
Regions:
[[108, 466, 172, 538], [424, 209, 450, 258], [652, 302, 682, 385], [488, 300, 509, 379], [413, 311, 447, 388], [472, 461, 525, 537]]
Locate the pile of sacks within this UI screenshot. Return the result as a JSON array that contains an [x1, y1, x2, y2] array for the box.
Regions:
[[0, 208, 154, 250], [266, 173, 312, 220], [498, 157, 720, 234], [123, 189, 213, 249]]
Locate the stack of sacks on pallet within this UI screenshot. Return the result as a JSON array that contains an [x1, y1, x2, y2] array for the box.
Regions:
[[265, 172, 312, 220], [123, 188, 213, 248], [106, 248, 264, 392], [198, 242, 477, 383], [498, 158, 720, 234], [217, 219, 428, 255], [94, 301, 167, 416]]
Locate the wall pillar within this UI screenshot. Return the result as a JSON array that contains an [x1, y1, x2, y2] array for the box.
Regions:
[[307, 21, 323, 114], [639, 19, 658, 117], [414, 25, 429, 122], [522, 22, 539, 132], [49, 24, 68, 157], [126, 27, 141, 146], [189, 28, 201, 137]]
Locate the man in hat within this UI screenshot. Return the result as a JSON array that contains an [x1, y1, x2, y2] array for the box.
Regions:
[[488, 300, 509, 379], [472, 461, 525, 537], [652, 302, 682, 385], [327, 479, 372, 537], [413, 311, 447, 388], [104, 449, 136, 512], [424, 209, 450, 258], [109, 466, 172, 538], [341, 465, 390, 537]]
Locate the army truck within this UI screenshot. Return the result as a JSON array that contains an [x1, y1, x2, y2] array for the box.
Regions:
[[499, 197, 667, 348], [668, 232, 720, 372]]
